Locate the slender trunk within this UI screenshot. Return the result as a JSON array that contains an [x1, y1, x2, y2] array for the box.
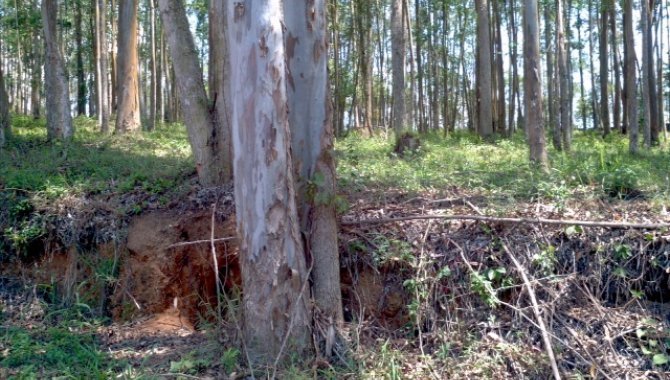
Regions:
[[42, 0, 74, 140], [0, 47, 10, 146], [391, 0, 406, 138], [599, 0, 610, 135], [30, 26, 41, 119], [97, 0, 110, 132], [624, 0, 638, 153], [493, 0, 505, 135], [611, 5, 622, 133], [475, 0, 493, 138], [524, 0, 547, 167], [588, 0, 599, 130], [508, 0, 519, 134], [227, 1, 311, 365], [546, 4, 559, 149], [75, 0, 87, 115], [148, 0, 157, 131], [557, 0, 571, 149]]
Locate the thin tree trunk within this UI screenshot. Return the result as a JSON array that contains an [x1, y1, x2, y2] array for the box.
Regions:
[[546, 4, 559, 149], [557, 0, 571, 149], [611, 5, 622, 133], [42, 0, 74, 141], [227, 1, 311, 365], [525, 0, 547, 168], [624, 0, 639, 153], [115, 0, 141, 133], [97, 0, 110, 132], [75, 0, 87, 115], [588, 0, 599, 130], [599, 0, 610, 135], [148, 0, 157, 131], [0, 48, 10, 146], [475, 0, 493, 138], [391, 0, 406, 139], [30, 24, 41, 119]]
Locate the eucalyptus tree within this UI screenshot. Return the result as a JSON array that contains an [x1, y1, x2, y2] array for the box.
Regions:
[[391, 0, 407, 140], [599, 0, 611, 136], [42, 0, 74, 140], [157, 0, 231, 186], [524, 0, 547, 167], [115, 0, 141, 133], [95, 0, 109, 132], [0, 60, 9, 147], [557, 0, 571, 149], [475, 0, 493, 138], [624, 0, 639, 153]]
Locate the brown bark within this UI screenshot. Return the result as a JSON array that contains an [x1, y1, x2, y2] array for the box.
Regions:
[[391, 0, 406, 139], [599, 0, 610, 136], [115, 0, 141, 133]]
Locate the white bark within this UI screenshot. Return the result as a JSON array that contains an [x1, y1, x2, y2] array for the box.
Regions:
[[227, 0, 311, 365]]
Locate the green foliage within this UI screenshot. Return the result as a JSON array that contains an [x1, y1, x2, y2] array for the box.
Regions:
[[220, 347, 240, 375], [0, 326, 119, 378], [336, 130, 669, 203]]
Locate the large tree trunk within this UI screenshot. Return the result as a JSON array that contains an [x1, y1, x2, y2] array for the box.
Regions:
[[158, 0, 229, 186], [391, 0, 406, 140], [115, 0, 141, 133], [285, 0, 343, 334], [207, 0, 233, 183], [524, 0, 547, 167], [624, 0, 638, 153], [96, 0, 110, 132], [42, 0, 74, 141], [227, 1, 311, 366], [475, 0, 493, 138]]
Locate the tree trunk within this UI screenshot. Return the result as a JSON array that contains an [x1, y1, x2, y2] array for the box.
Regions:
[[524, 0, 547, 167], [284, 0, 343, 333], [391, 0, 406, 139], [546, 4, 559, 150], [642, 0, 659, 145], [624, 0, 638, 153], [0, 57, 10, 147], [30, 27, 41, 119], [493, 0, 505, 135], [599, 0, 610, 135], [96, 0, 110, 132], [147, 0, 157, 131], [227, 1, 311, 366], [611, 5, 622, 134], [42, 0, 74, 141], [557, 0, 571, 149], [75, 0, 87, 115], [157, 0, 229, 186], [207, 0, 233, 183], [475, 0, 493, 138], [115, 0, 141, 133]]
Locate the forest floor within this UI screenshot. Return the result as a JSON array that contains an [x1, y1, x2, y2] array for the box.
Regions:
[[2, 117, 670, 378]]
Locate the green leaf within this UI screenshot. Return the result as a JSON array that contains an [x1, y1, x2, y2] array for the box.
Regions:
[[652, 354, 669, 366]]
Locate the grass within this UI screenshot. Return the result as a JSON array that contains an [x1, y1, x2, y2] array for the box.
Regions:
[[0, 115, 193, 199], [337, 130, 670, 204]]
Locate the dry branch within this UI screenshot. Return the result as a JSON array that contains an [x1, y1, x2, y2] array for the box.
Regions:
[[341, 214, 670, 229]]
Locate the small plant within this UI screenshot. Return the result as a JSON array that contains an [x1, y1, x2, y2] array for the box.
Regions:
[[220, 347, 241, 374]]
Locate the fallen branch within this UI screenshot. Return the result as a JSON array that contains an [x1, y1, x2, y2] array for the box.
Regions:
[[164, 237, 236, 249], [341, 214, 670, 229], [503, 242, 562, 380]]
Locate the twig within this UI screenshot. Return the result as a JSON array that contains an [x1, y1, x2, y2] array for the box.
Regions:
[[342, 214, 670, 229], [502, 242, 562, 380], [210, 204, 223, 324], [164, 237, 236, 249]]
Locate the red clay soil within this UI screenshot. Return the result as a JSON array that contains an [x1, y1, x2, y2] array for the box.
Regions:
[[110, 211, 240, 327]]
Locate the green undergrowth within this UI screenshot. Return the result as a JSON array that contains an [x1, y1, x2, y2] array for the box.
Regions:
[[0, 115, 193, 198], [337, 130, 670, 204]]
